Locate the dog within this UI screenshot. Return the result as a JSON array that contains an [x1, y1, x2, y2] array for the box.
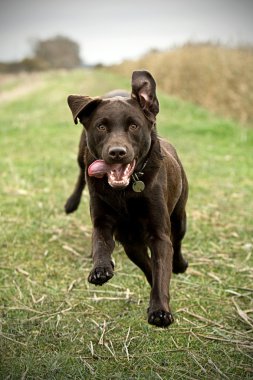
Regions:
[[65, 70, 188, 327]]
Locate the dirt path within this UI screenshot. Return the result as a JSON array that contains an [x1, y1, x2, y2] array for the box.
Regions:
[[0, 73, 45, 103]]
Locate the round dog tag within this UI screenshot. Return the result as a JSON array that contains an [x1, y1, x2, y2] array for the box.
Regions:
[[132, 180, 145, 192]]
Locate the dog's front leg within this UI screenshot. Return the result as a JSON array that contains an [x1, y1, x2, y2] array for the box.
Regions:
[[148, 224, 174, 328], [88, 195, 115, 286], [88, 224, 115, 286]]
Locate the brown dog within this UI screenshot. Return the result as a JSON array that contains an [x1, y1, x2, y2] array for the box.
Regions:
[[65, 71, 188, 327]]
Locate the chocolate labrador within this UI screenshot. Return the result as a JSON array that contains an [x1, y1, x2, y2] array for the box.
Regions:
[[65, 70, 188, 327]]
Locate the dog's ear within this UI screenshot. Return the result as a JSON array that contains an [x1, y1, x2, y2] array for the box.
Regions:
[[67, 95, 102, 125], [131, 70, 159, 122]]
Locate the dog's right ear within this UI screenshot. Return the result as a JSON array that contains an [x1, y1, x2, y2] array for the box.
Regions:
[[67, 95, 102, 125]]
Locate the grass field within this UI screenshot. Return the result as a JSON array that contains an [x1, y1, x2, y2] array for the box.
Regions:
[[0, 69, 253, 379]]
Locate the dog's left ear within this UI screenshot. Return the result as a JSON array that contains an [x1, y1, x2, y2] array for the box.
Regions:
[[131, 70, 159, 122], [67, 95, 102, 125]]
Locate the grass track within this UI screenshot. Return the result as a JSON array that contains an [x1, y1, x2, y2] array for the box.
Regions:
[[0, 69, 253, 379]]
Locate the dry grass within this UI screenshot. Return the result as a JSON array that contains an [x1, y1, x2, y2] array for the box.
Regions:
[[111, 43, 253, 126]]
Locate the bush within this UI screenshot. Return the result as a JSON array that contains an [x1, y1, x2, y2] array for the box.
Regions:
[[34, 35, 82, 69]]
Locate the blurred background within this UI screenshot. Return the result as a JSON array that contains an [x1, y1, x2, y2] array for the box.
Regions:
[[1, 0, 253, 125]]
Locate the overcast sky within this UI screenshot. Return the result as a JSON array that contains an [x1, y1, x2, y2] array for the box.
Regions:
[[0, 0, 253, 65]]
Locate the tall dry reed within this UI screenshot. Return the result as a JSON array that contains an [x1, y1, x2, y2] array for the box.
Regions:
[[111, 43, 253, 125]]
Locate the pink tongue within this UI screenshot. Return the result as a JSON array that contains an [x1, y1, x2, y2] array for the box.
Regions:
[[88, 160, 121, 178]]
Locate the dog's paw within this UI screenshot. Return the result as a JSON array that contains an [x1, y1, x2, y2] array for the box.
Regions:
[[64, 194, 81, 214], [148, 310, 174, 328], [88, 266, 114, 286], [173, 258, 188, 274]]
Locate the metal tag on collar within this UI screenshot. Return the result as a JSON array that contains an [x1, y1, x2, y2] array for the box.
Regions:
[[132, 173, 145, 193]]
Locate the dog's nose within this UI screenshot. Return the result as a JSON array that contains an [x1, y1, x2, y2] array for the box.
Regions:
[[108, 146, 127, 160]]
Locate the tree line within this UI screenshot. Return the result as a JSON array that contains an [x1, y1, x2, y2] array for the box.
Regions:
[[0, 36, 82, 73]]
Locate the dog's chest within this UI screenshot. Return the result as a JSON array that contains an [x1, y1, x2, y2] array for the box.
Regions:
[[101, 190, 148, 218], [98, 191, 149, 243]]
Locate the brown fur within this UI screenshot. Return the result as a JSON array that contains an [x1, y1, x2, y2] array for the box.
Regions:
[[65, 71, 188, 327]]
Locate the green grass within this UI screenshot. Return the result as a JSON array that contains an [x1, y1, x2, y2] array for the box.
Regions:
[[0, 69, 253, 379]]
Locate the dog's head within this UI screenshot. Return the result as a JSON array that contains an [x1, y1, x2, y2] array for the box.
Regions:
[[68, 70, 159, 189]]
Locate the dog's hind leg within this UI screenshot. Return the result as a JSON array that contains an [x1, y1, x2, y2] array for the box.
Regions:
[[122, 243, 153, 286], [65, 132, 86, 214], [171, 205, 188, 274], [65, 164, 85, 214]]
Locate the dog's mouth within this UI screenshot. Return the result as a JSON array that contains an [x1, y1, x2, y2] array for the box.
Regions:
[[88, 160, 136, 189]]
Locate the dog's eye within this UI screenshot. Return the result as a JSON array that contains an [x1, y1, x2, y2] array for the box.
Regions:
[[97, 124, 106, 131], [129, 124, 138, 131]]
